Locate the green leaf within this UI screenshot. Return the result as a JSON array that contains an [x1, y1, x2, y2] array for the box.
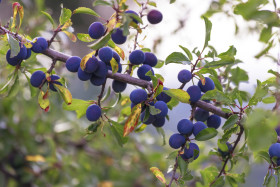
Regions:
[[195, 128, 218, 141], [248, 82, 268, 106], [53, 84, 72, 105], [89, 33, 111, 50], [59, 7, 72, 25], [202, 16, 212, 49], [23, 73, 37, 98], [201, 90, 232, 105], [41, 11, 55, 28], [204, 56, 235, 68], [255, 41, 273, 59], [165, 52, 190, 65], [147, 1, 157, 7], [259, 26, 272, 43], [109, 120, 128, 147], [149, 105, 161, 115], [154, 59, 164, 69], [110, 58, 119, 74], [77, 33, 95, 42], [7, 33, 20, 58], [156, 127, 166, 146], [86, 122, 100, 134], [73, 7, 100, 17], [101, 86, 111, 102], [178, 156, 188, 176], [93, 0, 112, 6], [262, 96, 276, 104], [63, 99, 92, 118], [170, 0, 176, 4], [230, 67, 249, 86], [267, 175, 276, 187], [163, 89, 190, 103], [179, 45, 193, 61], [167, 97, 179, 110], [222, 114, 239, 130], [257, 151, 271, 164], [7, 73, 20, 98]]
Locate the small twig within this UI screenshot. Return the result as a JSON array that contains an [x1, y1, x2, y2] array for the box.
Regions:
[[98, 79, 107, 107], [48, 26, 62, 47]]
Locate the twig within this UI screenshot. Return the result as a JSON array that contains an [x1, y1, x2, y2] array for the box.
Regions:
[[48, 26, 62, 47], [97, 79, 107, 107]]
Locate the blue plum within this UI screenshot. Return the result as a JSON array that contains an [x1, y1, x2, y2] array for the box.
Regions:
[[66, 56, 81, 72], [181, 143, 200, 160], [194, 108, 209, 122], [169, 133, 186, 149], [111, 28, 127, 45], [90, 74, 106, 86], [31, 37, 48, 53], [193, 121, 207, 136], [94, 61, 108, 77], [218, 142, 233, 157], [187, 85, 201, 103], [30, 71, 46, 87], [156, 87, 171, 103], [129, 50, 145, 65], [125, 10, 139, 24], [112, 80, 127, 93], [178, 69, 192, 83], [98, 47, 113, 63], [130, 89, 147, 104], [143, 52, 157, 67], [86, 104, 102, 121], [49, 75, 63, 92], [207, 115, 221, 129], [154, 101, 168, 118], [78, 67, 91, 81], [147, 10, 163, 24], [140, 112, 155, 125], [177, 119, 193, 136], [84, 56, 99, 73], [152, 116, 166, 127], [137, 64, 154, 81], [198, 77, 215, 93], [269, 143, 280, 158], [88, 22, 105, 39]]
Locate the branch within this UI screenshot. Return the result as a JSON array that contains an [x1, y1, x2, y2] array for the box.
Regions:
[[0, 25, 230, 119]]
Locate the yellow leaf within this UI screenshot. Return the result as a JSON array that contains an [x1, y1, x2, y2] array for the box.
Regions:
[[61, 19, 73, 30], [38, 90, 50, 112], [80, 51, 96, 70], [121, 98, 130, 106], [97, 181, 113, 187], [163, 89, 190, 103], [18, 6, 24, 30], [53, 84, 72, 105], [25, 155, 46, 162], [62, 31, 77, 42], [106, 13, 117, 33], [119, 0, 127, 6], [110, 58, 119, 74], [123, 103, 142, 136], [150, 167, 166, 184], [113, 45, 125, 60]]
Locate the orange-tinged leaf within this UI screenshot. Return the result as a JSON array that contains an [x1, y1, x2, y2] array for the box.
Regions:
[[53, 84, 72, 105], [119, 0, 127, 6], [62, 31, 77, 42], [195, 72, 205, 85], [11, 3, 24, 30], [18, 6, 24, 29], [123, 103, 142, 137], [113, 45, 125, 60], [150, 167, 166, 184], [80, 51, 96, 70], [110, 58, 118, 74], [25, 155, 45, 162], [38, 90, 50, 111]]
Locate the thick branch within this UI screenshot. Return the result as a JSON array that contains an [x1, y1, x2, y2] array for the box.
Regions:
[[0, 25, 230, 119]]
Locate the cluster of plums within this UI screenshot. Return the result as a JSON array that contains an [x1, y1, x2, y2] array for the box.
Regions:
[[6, 37, 48, 66], [130, 87, 170, 128]]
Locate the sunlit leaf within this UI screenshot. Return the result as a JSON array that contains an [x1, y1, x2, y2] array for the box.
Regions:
[[62, 30, 77, 42], [73, 7, 100, 17], [123, 103, 142, 137], [77, 33, 95, 42], [163, 89, 190, 103], [150, 167, 166, 184], [38, 90, 50, 112], [63, 99, 92, 118], [53, 84, 72, 105]]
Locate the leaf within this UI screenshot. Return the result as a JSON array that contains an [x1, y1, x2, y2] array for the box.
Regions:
[[113, 45, 125, 60], [25, 155, 45, 162], [7, 33, 20, 58], [257, 151, 271, 164], [163, 89, 190, 103], [149, 105, 161, 115], [204, 56, 235, 68], [101, 86, 111, 102], [150, 167, 166, 184], [123, 103, 142, 136], [165, 52, 190, 65], [110, 58, 119, 74], [202, 16, 212, 49], [178, 156, 188, 176], [41, 11, 55, 28], [248, 82, 268, 106], [23, 73, 37, 98], [73, 7, 100, 17], [109, 120, 128, 147], [63, 99, 92, 118], [195, 128, 218, 141], [86, 122, 100, 134], [255, 41, 273, 59], [201, 90, 232, 105], [11, 2, 23, 29], [230, 67, 248, 86], [222, 114, 239, 130], [38, 90, 50, 112], [77, 33, 95, 42], [179, 45, 193, 61], [62, 31, 77, 42], [148, 1, 157, 7], [53, 84, 72, 105], [259, 26, 272, 43], [170, 0, 176, 4], [88, 33, 111, 50], [59, 7, 72, 25], [156, 127, 166, 146], [0, 73, 16, 94], [7, 73, 20, 98], [80, 51, 96, 70], [262, 96, 276, 104], [93, 0, 112, 6]]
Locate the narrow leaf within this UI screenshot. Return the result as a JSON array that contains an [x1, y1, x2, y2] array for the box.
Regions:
[[123, 103, 142, 136], [41, 11, 55, 28], [195, 128, 218, 141], [222, 114, 239, 130], [73, 7, 100, 17], [150, 167, 166, 184], [53, 84, 72, 105], [163, 89, 190, 103], [203, 16, 212, 49], [165, 52, 190, 65], [77, 33, 95, 42]]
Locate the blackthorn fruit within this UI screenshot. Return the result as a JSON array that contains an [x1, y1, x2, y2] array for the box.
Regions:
[[137, 64, 154, 81], [193, 121, 207, 136], [66, 56, 81, 72], [31, 37, 48, 53], [147, 10, 163, 24], [88, 22, 105, 39], [129, 50, 145, 65], [198, 77, 215, 93], [86, 104, 102, 121], [187, 85, 201, 103], [130, 89, 147, 104], [177, 119, 193, 136], [207, 115, 221, 129], [169, 133, 186, 149]]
